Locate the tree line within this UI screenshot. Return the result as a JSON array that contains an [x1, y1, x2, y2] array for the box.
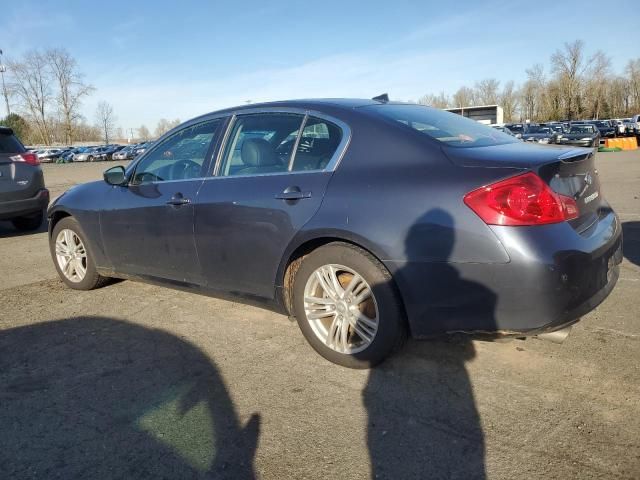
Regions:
[[0, 47, 179, 146], [417, 40, 640, 123]]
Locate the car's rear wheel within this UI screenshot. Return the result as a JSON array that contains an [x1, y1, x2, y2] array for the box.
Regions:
[[292, 242, 406, 368], [50, 217, 109, 290], [11, 210, 44, 231]]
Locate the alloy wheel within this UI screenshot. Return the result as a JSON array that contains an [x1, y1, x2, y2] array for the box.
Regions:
[[303, 264, 379, 354], [55, 229, 88, 283]]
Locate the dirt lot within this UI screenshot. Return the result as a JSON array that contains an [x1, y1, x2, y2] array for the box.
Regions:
[[1, 153, 639, 479]]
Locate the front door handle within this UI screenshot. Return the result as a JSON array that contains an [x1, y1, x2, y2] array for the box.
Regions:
[[275, 186, 311, 200], [166, 193, 191, 206]]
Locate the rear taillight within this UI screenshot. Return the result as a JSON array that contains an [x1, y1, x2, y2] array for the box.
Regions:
[[11, 153, 40, 166], [464, 172, 578, 226]]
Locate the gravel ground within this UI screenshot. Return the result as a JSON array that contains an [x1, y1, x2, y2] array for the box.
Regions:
[[0, 153, 638, 479]]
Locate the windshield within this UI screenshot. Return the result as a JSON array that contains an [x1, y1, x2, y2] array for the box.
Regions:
[[365, 104, 517, 148], [526, 126, 552, 134], [594, 121, 609, 127], [506, 124, 524, 133], [569, 125, 595, 134]]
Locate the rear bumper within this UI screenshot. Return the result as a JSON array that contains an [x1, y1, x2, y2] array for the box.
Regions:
[[0, 189, 49, 220], [390, 210, 622, 337]]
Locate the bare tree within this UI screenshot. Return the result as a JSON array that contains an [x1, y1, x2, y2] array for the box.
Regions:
[[474, 78, 500, 105], [499, 81, 519, 122], [452, 86, 475, 108], [626, 59, 640, 112], [46, 48, 94, 144], [95, 101, 116, 144], [550, 40, 599, 119], [418, 92, 450, 109], [154, 118, 181, 137], [137, 124, 151, 141], [8, 50, 53, 144]]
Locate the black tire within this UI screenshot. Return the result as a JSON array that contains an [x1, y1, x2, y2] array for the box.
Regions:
[[291, 242, 407, 368], [11, 210, 44, 231], [88, 156, 94, 162], [50, 216, 109, 290]]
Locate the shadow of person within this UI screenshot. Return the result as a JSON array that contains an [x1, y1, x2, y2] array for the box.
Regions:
[[364, 209, 497, 479], [621, 221, 640, 267], [0, 316, 260, 479]]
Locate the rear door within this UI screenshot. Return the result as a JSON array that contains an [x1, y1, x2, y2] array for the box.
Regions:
[[194, 111, 348, 298], [100, 119, 223, 283]]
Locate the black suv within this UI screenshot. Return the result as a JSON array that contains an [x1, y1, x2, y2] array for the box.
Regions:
[[0, 127, 49, 230]]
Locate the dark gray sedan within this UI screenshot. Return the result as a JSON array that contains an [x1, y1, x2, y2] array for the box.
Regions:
[[47, 99, 622, 368], [553, 124, 601, 147]]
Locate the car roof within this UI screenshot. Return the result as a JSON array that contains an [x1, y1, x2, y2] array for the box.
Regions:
[[192, 98, 388, 120]]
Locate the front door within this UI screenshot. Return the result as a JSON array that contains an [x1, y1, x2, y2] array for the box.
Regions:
[[101, 119, 223, 283]]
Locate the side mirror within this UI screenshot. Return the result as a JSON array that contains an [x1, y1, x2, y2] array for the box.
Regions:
[[104, 165, 127, 186]]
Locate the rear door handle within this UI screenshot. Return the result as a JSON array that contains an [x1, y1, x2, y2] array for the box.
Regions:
[[166, 193, 191, 206], [275, 186, 311, 200]]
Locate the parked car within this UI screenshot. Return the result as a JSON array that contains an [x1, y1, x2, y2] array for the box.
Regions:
[[133, 142, 152, 156], [36, 148, 65, 163], [631, 114, 640, 134], [588, 120, 616, 138], [490, 125, 516, 136], [47, 99, 622, 368], [621, 120, 634, 135], [521, 124, 553, 144], [553, 123, 601, 147], [612, 119, 626, 136], [0, 126, 49, 230], [541, 122, 566, 134], [504, 123, 526, 138], [74, 146, 111, 162], [112, 145, 137, 161], [94, 145, 125, 161]]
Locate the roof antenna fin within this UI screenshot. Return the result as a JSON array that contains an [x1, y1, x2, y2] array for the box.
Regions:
[[372, 93, 389, 103]]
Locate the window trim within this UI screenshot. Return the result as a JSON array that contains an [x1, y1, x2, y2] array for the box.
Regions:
[[211, 107, 351, 179]]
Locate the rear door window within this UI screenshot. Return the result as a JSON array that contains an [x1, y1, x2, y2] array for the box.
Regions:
[[291, 117, 343, 172], [218, 113, 304, 177]]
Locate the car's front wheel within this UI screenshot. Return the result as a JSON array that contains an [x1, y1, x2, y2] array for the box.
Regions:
[[50, 217, 109, 290], [292, 242, 406, 368]]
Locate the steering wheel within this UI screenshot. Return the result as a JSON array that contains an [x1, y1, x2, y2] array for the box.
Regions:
[[170, 159, 201, 180]]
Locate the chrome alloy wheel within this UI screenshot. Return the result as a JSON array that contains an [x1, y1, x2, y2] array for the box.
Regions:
[[304, 264, 379, 354], [55, 229, 87, 283]]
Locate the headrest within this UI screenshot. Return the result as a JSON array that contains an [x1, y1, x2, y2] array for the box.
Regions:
[[241, 138, 278, 167]]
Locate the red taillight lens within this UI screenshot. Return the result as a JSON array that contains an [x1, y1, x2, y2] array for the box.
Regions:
[[463, 172, 579, 226], [11, 152, 40, 166]]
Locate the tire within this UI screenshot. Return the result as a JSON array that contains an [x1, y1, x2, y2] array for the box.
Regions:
[[11, 210, 44, 231], [50, 216, 109, 290], [291, 242, 407, 368], [88, 156, 94, 162]]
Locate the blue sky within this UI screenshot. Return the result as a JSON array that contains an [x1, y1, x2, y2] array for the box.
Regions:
[[0, 0, 637, 129]]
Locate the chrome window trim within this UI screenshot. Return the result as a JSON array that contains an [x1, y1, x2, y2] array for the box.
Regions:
[[210, 107, 351, 178]]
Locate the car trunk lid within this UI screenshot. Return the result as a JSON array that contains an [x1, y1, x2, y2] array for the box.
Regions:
[[443, 143, 604, 233]]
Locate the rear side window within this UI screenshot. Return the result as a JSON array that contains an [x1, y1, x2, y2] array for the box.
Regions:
[[366, 104, 518, 148], [291, 117, 342, 171], [0, 132, 25, 154], [218, 113, 305, 177]]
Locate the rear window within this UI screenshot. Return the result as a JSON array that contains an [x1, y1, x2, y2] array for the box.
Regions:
[[0, 132, 25, 154], [366, 104, 517, 148]]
